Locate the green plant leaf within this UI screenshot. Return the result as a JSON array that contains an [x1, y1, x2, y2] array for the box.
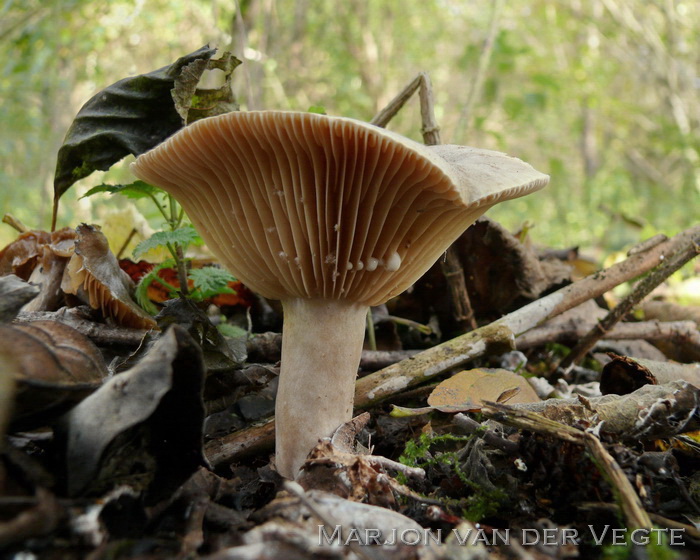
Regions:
[[307, 105, 327, 114], [53, 45, 217, 205], [134, 260, 176, 314], [81, 180, 160, 200], [188, 267, 237, 300], [217, 323, 248, 339], [133, 226, 201, 260]]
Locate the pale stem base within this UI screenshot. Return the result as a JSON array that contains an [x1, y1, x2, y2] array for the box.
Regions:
[[275, 298, 368, 479]]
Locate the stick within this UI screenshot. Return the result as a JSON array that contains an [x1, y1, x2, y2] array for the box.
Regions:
[[515, 319, 700, 351], [369, 74, 422, 127], [355, 225, 700, 406], [481, 401, 652, 530], [372, 72, 477, 332], [204, 226, 700, 466], [557, 231, 700, 371], [2, 214, 29, 233]]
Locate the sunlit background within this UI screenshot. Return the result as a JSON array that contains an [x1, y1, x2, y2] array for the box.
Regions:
[[1, 0, 698, 253]]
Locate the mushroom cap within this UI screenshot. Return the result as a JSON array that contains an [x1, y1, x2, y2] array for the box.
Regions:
[[131, 111, 548, 306]]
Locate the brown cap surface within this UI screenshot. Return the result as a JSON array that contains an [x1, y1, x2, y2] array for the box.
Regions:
[[132, 111, 548, 305]]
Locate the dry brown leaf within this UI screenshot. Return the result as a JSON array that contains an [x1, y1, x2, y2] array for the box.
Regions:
[[0, 228, 76, 282], [61, 224, 157, 330], [0, 320, 108, 430], [427, 367, 540, 413], [0, 230, 52, 279]]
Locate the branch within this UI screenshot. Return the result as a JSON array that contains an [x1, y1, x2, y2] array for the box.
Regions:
[[557, 231, 700, 370]]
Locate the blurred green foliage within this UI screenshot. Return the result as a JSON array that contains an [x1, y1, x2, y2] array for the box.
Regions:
[[1, 0, 698, 251]]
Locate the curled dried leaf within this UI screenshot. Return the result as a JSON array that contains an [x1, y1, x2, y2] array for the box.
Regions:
[[0, 229, 76, 280], [0, 320, 108, 430], [61, 224, 157, 330], [0, 228, 77, 312]]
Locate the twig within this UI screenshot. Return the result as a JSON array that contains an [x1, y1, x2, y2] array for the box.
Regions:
[[416, 72, 441, 145], [355, 225, 700, 406], [244, 331, 419, 370], [206, 418, 275, 467], [417, 73, 476, 331], [364, 456, 426, 482], [515, 319, 700, 351], [15, 310, 150, 348], [481, 401, 652, 530], [115, 228, 137, 260], [355, 323, 514, 407], [205, 227, 700, 467], [174, 243, 190, 296], [579, 502, 700, 540], [557, 232, 700, 371], [583, 434, 652, 529], [371, 72, 477, 332], [369, 74, 422, 127], [2, 214, 29, 233], [453, 413, 519, 454], [456, 0, 505, 136], [366, 309, 377, 351], [440, 248, 478, 331]]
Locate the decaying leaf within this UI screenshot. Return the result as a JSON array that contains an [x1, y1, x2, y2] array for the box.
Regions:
[[0, 228, 76, 279], [53, 45, 217, 204], [0, 320, 108, 430], [61, 224, 157, 330], [0, 228, 79, 313], [0, 230, 52, 279], [59, 325, 205, 499], [297, 440, 425, 508], [601, 353, 700, 395], [171, 51, 241, 123], [427, 368, 540, 413]]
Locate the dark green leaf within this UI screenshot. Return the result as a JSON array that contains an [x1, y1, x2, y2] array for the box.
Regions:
[[81, 180, 160, 200], [53, 45, 217, 204], [188, 267, 237, 300], [133, 226, 201, 260]]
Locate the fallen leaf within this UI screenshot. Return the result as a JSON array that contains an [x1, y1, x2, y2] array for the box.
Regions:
[[0, 320, 108, 430], [427, 368, 540, 412], [61, 224, 157, 330], [59, 325, 206, 500]]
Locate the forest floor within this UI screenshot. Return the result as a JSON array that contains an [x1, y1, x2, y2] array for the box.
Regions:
[[0, 218, 698, 560]]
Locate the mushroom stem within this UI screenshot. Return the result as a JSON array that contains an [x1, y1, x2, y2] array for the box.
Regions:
[[276, 298, 368, 479]]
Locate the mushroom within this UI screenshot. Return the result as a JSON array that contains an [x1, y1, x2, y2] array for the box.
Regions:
[[131, 111, 548, 478]]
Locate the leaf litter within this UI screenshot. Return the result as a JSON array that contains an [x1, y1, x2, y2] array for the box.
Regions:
[[0, 52, 699, 558]]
